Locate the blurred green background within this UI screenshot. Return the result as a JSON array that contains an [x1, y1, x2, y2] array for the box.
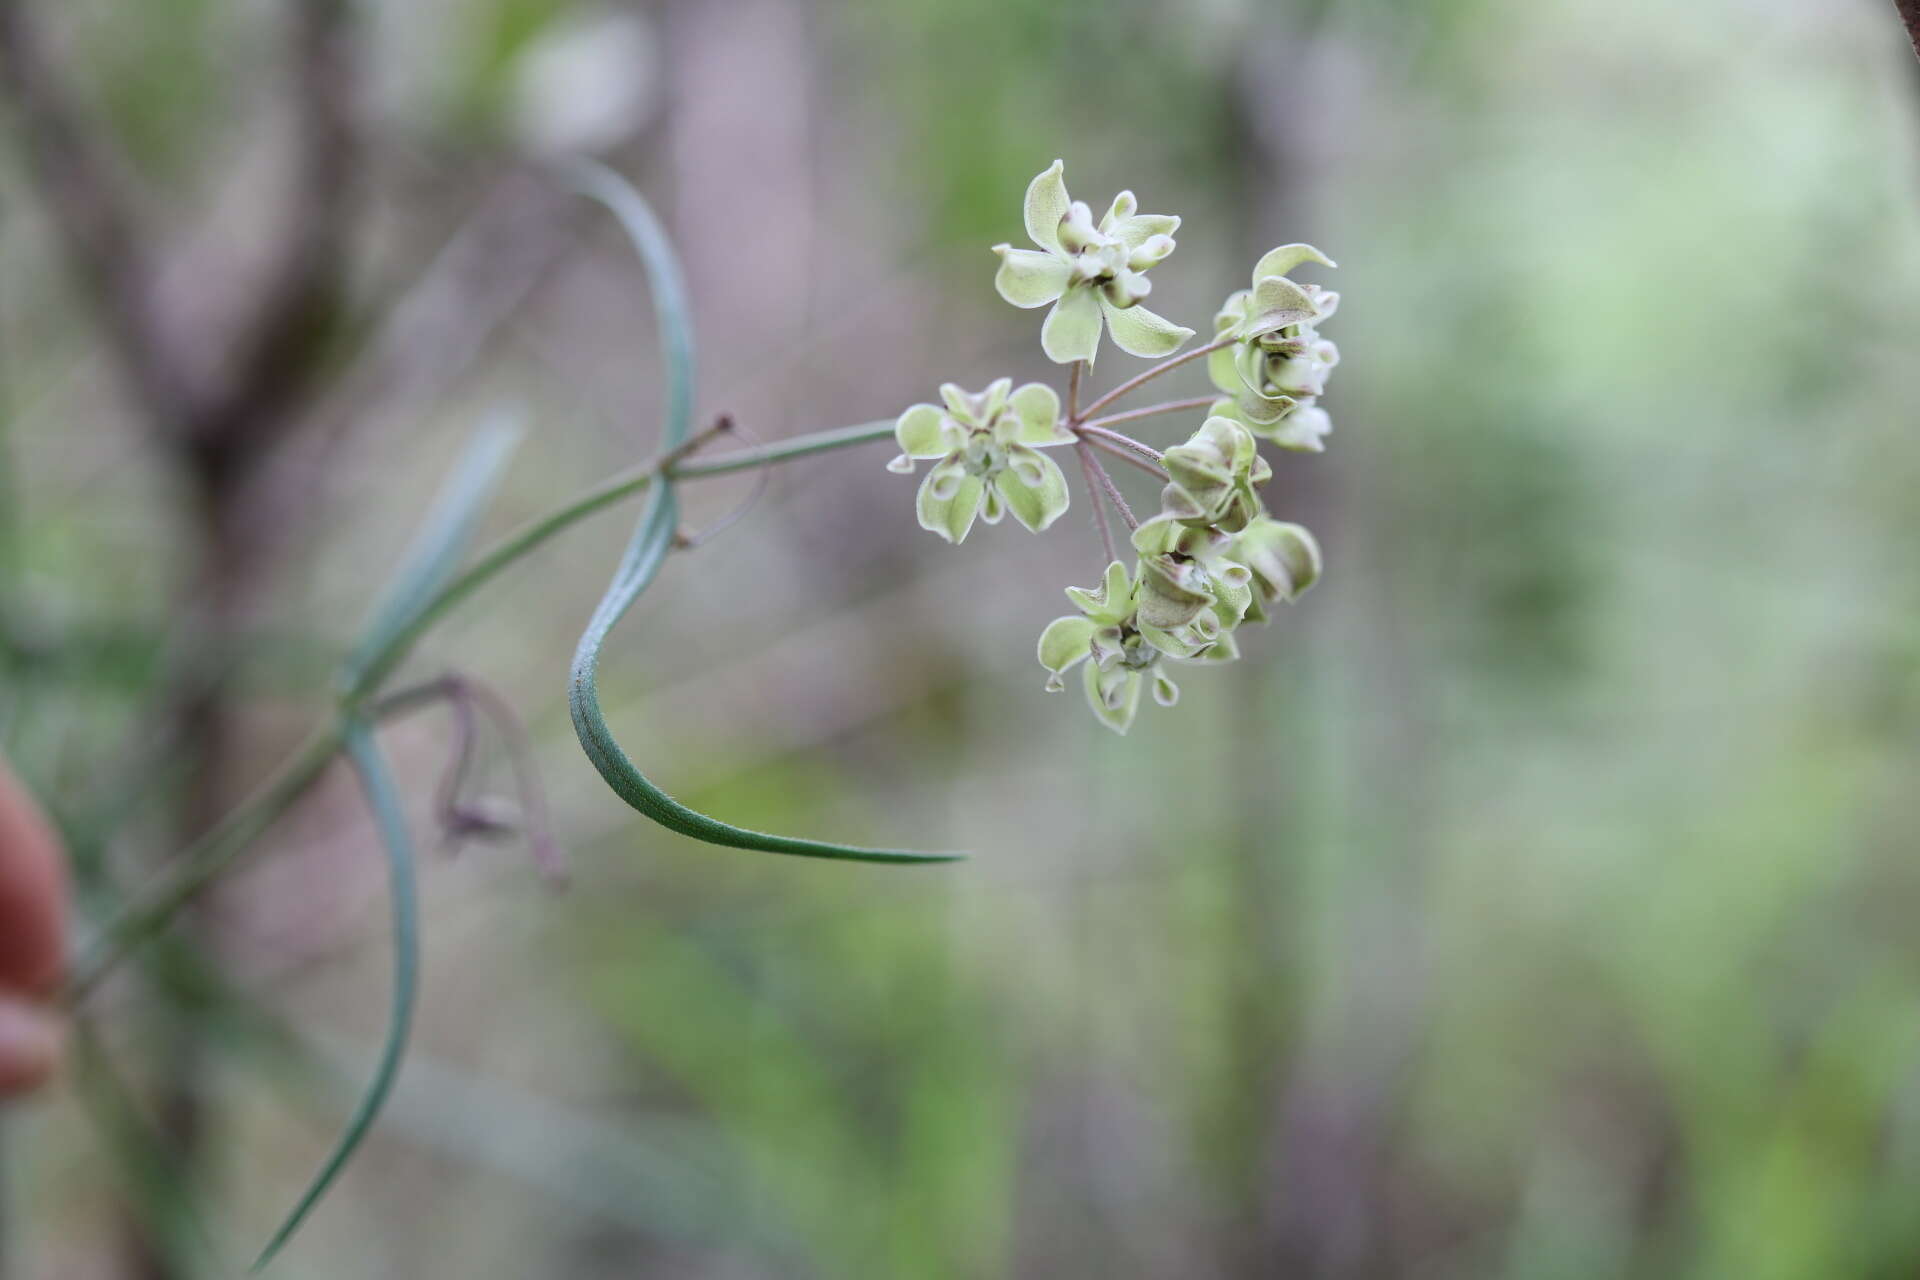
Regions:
[[7, 0, 1920, 1275]]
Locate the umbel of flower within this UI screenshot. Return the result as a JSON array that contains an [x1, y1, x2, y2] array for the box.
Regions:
[[1126, 417, 1270, 656], [889, 379, 1074, 543], [992, 160, 1195, 366], [1209, 244, 1340, 451], [1036, 561, 1223, 734]]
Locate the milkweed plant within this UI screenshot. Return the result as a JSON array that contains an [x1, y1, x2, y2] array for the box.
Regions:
[[64, 156, 1343, 1271]]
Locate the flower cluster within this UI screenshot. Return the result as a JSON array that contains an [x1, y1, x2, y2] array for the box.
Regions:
[[887, 159, 1342, 733], [1038, 416, 1321, 732]]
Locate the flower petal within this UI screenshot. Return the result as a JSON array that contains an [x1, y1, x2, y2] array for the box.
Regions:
[[993, 246, 1071, 309], [1023, 158, 1070, 255], [993, 448, 1070, 533], [916, 461, 985, 544], [895, 403, 956, 459], [1042, 287, 1104, 365], [1001, 382, 1069, 447], [1038, 615, 1098, 675], [1101, 300, 1194, 359], [1152, 670, 1180, 707], [1251, 243, 1336, 282], [1084, 662, 1141, 735], [1261, 403, 1332, 452], [1243, 275, 1319, 335]]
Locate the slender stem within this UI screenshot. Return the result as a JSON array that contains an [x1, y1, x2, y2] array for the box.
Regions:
[[1075, 336, 1233, 423], [1897, 0, 1920, 61], [1083, 437, 1167, 481], [1075, 444, 1119, 567], [1081, 449, 1138, 531], [1077, 424, 1164, 466], [67, 416, 902, 1001], [1067, 360, 1083, 422], [63, 722, 345, 1002], [668, 419, 893, 478], [1079, 396, 1214, 432]]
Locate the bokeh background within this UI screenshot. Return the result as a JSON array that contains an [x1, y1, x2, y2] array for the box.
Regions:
[[6, 0, 1920, 1275]]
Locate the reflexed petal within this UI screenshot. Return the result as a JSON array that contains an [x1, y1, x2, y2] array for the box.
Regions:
[[1243, 275, 1318, 335], [1193, 626, 1240, 662], [1152, 670, 1180, 707], [1262, 403, 1332, 452], [1003, 382, 1070, 447], [916, 462, 986, 543], [1251, 243, 1336, 282], [993, 449, 1070, 533], [1038, 615, 1097, 674], [1041, 287, 1104, 365], [1102, 300, 1193, 359], [886, 453, 916, 474], [1084, 662, 1141, 734], [993, 246, 1071, 309], [895, 403, 957, 459], [1024, 159, 1070, 254], [1139, 620, 1209, 660], [1066, 559, 1133, 621], [1213, 290, 1250, 337], [1209, 342, 1248, 397], [1311, 288, 1341, 321], [1107, 209, 1181, 250], [1234, 517, 1322, 601]]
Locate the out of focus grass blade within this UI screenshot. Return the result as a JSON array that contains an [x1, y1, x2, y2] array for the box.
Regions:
[[249, 716, 419, 1273], [338, 409, 522, 695]]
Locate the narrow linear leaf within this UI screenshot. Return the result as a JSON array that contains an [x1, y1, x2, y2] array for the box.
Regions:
[[339, 409, 523, 694], [250, 716, 420, 1273], [568, 491, 957, 864], [563, 163, 957, 865]]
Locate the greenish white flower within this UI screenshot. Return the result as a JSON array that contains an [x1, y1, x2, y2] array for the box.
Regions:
[[890, 379, 1074, 543], [1208, 243, 1340, 449], [1231, 516, 1322, 624], [993, 159, 1196, 366], [1036, 560, 1221, 734], [1158, 415, 1271, 532]]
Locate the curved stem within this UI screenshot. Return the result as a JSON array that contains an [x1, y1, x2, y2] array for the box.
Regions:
[[1075, 337, 1233, 423], [66, 416, 902, 1003], [1067, 360, 1084, 422]]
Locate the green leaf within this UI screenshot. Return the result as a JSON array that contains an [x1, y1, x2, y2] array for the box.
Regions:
[[250, 715, 418, 1273], [565, 163, 958, 866]]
